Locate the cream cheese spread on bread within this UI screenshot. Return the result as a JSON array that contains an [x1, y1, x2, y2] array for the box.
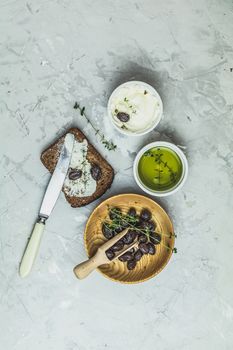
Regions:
[[63, 139, 96, 197]]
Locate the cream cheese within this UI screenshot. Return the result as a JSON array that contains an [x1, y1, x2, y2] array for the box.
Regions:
[[63, 139, 96, 197], [110, 83, 162, 134]]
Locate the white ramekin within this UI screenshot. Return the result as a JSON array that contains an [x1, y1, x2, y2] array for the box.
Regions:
[[107, 81, 163, 136], [133, 141, 188, 197]]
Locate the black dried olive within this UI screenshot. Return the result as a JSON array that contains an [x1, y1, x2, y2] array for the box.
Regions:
[[68, 168, 82, 180], [122, 232, 132, 244], [102, 223, 114, 239], [116, 112, 130, 122], [112, 240, 124, 252], [140, 220, 156, 232], [148, 220, 156, 231], [139, 242, 149, 254], [140, 209, 152, 221], [130, 229, 137, 238], [134, 249, 143, 261], [109, 207, 121, 220], [138, 234, 148, 243], [115, 226, 124, 233], [90, 164, 102, 181], [120, 215, 129, 228], [128, 207, 137, 217], [118, 251, 134, 262], [150, 233, 161, 245], [106, 249, 115, 260], [122, 221, 129, 228], [122, 230, 136, 245], [127, 259, 136, 270], [147, 242, 156, 255]]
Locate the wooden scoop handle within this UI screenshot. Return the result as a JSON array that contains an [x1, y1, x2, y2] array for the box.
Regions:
[[73, 252, 103, 279]]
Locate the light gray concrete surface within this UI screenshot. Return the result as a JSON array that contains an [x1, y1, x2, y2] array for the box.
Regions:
[[1, 1, 233, 349]]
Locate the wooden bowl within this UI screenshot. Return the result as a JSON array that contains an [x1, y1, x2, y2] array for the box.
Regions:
[[84, 193, 175, 283]]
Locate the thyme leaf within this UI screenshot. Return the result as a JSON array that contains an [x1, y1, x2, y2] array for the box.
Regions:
[[73, 102, 117, 151]]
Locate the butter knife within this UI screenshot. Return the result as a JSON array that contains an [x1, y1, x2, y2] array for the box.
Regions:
[[19, 133, 75, 278]]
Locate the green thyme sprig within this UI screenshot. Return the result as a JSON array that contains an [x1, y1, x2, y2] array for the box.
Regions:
[[102, 207, 177, 253], [123, 97, 137, 114], [73, 102, 117, 151], [144, 150, 178, 185], [102, 219, 177, 253]]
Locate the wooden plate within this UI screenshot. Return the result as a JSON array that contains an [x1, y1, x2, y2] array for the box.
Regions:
[[84, 193, 175, 283]]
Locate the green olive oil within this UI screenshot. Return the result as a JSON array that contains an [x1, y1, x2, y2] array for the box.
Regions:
[[138, 146, 183, 191]]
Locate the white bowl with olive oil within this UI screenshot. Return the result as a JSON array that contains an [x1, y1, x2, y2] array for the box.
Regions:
[[133, 141, 188, 197], [107, 81, 163, 136]]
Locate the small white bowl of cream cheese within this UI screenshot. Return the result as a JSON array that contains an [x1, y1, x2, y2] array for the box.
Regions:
[[107, 81, 163, 136]]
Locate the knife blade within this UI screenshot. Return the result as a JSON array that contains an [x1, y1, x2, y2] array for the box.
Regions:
[[19, 133, 75, 278], [39, 133, 74, 218]]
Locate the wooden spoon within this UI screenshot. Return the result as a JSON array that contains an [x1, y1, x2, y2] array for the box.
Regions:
[[73, 228, 138, 279]]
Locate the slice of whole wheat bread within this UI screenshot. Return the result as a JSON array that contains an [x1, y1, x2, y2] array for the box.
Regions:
[[40, 127, 114, 207]]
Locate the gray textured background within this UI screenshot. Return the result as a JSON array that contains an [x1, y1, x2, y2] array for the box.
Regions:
[[1, 1, 233, 349]]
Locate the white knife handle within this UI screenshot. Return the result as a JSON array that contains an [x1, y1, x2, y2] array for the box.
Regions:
[[19, 220, 46, 278]]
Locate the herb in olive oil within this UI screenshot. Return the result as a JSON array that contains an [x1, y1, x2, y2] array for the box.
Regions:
[[138, 147, 183, 191]]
